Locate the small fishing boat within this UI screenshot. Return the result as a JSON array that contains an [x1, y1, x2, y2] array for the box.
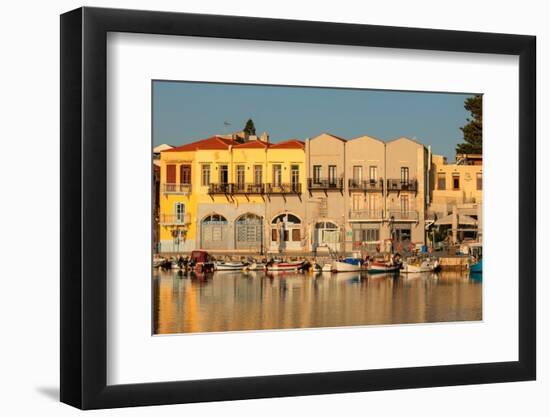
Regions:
[[215, 261, 247, 271], [266, 260, 304, 272], [333, 257, 364, 272], [469, 259, 482, 273], [245, 262, 267, 271], [401, 257, 440, 273], [189, 250, 215, 273], [367, 262, 400, 274], [321, 263, 333, 272]]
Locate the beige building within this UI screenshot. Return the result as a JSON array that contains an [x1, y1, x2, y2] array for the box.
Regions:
[[429, 154, 483, 243], [305, 133, 347, 253]]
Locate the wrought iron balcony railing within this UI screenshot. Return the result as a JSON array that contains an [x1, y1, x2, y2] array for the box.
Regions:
[[307, 177, 344, 190], [265, 183, 302, 194], [348, 209, 385, 221], [208, 183, 233, 194], [232, 183, 265, 194], [163, 183, 192, 194], [348, 178, 384, 192], [387, 210, 419, 221], [386, 179, 418, 192]]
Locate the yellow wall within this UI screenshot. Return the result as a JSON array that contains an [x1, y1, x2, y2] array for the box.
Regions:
[[430, 155, 482, 213], [158, 144, 306, 252]]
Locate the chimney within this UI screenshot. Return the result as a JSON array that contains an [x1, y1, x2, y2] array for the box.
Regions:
[[259, 131, 270, 143]]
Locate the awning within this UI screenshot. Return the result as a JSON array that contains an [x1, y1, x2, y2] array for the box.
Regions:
[[434, 214, 477, 226]]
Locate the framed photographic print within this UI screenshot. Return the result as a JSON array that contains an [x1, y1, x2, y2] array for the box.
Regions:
[[60, 7, 536, 409]]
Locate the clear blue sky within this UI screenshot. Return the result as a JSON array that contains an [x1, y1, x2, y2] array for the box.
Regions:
[[153, 81, 477, 160]]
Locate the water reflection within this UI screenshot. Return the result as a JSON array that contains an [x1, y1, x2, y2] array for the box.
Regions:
[[153, 270, 482, 334]]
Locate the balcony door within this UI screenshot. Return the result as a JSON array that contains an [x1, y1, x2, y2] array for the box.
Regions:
[[236, 165, 245, 191], [291, 165, 300, 192], [328, 165, 337, 186], [400, 167, 409, 185], [272, 164, 282, 188], [219, 165, 228, 185]]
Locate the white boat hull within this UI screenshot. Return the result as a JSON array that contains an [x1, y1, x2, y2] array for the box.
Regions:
[[215, 262, 247, 271], [333, 261, 362, 272], [401, 260, 439, 273]]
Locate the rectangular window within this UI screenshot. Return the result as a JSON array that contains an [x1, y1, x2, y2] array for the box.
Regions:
[[174, 202, 185, 223], [437, 172, 446, 190], [452, 173, 460, 190], [400, 195, 409, 214], [369, 166, 377, 182], [352, 193, 362, 211], [180, 165, 191, 184], [219, 165, 228, 184], [236, 165, 245, 191], [313, 165, 322, 183], [291, 165, 300, 191], [476, 172, 482, 190], [166, 164, 176, 183], [201, 164, 211, 186], [353, 166, 363, 182], [292, 229, 301, 241], [283, 230, 289, 241], [272, 164, 282, 186], [368, 194, 377, 213], [400, 167, 409, 184], [328, 165, 337, 185], [254, 165, 262, 185], [366, 228, 379, 242], [271, 229, 277, 242]]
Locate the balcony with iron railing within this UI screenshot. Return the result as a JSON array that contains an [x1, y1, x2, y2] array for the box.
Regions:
[[348, 209, 385, 221], [163, 183, 192, 194], [159, 213, 191, 225], [232, 183, 265, 194], [307, 177, 344, 191], [387, 210, 419, 222], [265, 183, 302, 194], [348, 178, 384, 192], [208, 183, 233, 194], [386, 178, 418, 192]]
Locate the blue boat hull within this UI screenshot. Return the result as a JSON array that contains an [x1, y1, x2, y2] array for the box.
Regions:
[[470, 259, 482, 273]]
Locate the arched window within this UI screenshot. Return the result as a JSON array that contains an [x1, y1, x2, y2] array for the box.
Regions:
[[271, 213, 301, 224], [315, 221, 338, 229], [236, 213, 262, 224], [202, 214, 228, 224]]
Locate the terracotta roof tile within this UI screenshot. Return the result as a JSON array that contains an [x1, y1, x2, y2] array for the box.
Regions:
[[270, 139, 305, 149], [163, 136, 238, 152]]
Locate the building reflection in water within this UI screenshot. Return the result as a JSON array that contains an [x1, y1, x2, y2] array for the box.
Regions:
[[153, 270, 482, 334]]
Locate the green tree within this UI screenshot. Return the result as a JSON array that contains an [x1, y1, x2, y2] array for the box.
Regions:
[[243, 118, 256, 135], [456, 94, 482, 154]]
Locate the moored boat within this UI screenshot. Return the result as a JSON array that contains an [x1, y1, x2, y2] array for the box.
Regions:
[[245, 262, 267, 271], [333, 257, 364, 272], [401, 257, 440, 273], [215, 261, 247, 271], [469, 259, 482, 273], [367, 262, 401, 274], [189, 250, 215, 273], [266, 260, 304, 272]]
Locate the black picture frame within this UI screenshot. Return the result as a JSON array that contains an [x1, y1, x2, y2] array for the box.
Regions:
[[60, 6, 536, 410]]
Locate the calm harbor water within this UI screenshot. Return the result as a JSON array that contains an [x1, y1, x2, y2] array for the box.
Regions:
[[153, 270, 482, 334]]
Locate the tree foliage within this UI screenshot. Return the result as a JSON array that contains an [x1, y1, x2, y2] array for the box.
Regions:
[[243, 118, 256, 135], [456, 94, 482, 154]]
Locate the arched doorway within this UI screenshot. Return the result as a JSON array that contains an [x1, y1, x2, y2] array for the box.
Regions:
[[270, 213, 302, 252], [314, 221, 340, 252], [200, 214, 229, 250], [235, 213, 263, 251]]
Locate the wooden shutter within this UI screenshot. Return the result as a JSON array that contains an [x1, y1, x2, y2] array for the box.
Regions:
[[166, 164, 176, 183]]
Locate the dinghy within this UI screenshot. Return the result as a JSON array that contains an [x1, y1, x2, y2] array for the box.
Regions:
[[215, 261, 247, 271]]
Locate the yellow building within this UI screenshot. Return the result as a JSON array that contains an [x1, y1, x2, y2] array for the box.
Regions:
[[158, 135, 306, 254], [429, 154, 483, 243]]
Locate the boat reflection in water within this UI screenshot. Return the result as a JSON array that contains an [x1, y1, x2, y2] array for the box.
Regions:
[[153, 269, 482, 334]]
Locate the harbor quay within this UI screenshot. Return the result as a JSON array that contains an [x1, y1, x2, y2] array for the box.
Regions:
[[154, 131, 482, 257]]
